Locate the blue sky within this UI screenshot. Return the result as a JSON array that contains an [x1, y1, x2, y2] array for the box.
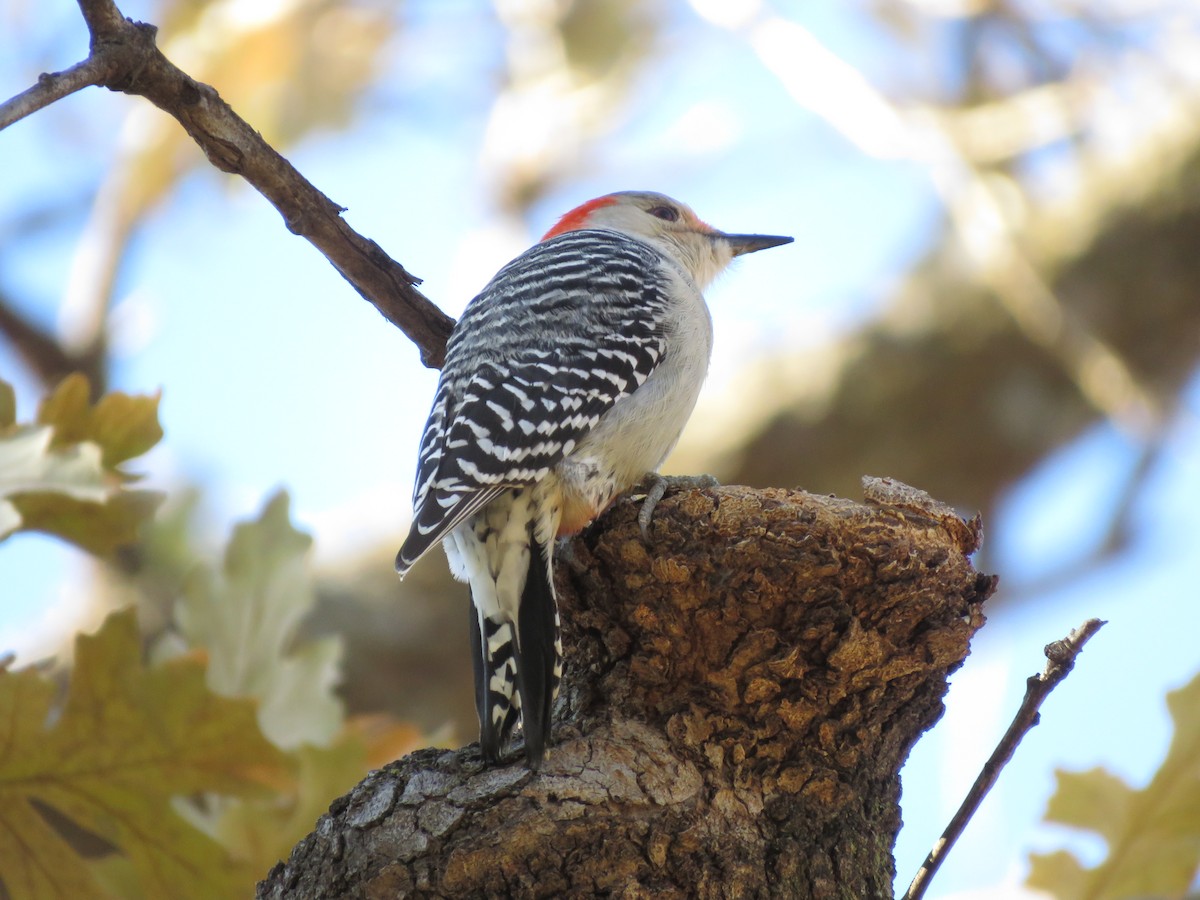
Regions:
[[2, 2, 1199, 896]]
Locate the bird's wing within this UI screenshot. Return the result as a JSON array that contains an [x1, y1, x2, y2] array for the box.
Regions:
[[396, 230, 671, 574]]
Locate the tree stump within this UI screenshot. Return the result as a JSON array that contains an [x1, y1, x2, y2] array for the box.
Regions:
[[259, 479, 993, 899]]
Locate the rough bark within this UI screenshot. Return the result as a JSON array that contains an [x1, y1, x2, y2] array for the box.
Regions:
[[261, 480, 993, 899]]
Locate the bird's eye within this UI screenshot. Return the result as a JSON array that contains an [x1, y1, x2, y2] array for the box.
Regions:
[[648, 205, 679, 222]]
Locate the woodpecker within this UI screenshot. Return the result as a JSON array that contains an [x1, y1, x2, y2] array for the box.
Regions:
[[395, 191, 791, 768]]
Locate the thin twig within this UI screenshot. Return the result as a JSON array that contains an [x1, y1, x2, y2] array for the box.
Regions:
[[903, 617, 1108, 900], [0, 0, 456, 368], [0, 56, 114, 131]]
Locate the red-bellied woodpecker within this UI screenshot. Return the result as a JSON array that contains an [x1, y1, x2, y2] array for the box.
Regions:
[[395, 191, 792, 768]]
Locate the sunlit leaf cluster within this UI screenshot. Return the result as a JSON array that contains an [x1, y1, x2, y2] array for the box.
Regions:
[[0, 375, 162, 553]]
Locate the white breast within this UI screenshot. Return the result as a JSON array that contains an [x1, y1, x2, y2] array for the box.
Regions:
[[554, 262, 713, 525]]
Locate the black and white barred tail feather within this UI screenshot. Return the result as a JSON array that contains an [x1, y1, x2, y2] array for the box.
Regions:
[[468, 592, 519, 762], [466, 535, 561, 767], [513, 536, 561, 767]]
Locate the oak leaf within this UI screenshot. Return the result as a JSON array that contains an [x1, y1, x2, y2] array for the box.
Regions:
[[161, 491, 343, 749], [1028, 671, 1200, 897], [0, 375, 163, 553], [0, 609, 289, 899]]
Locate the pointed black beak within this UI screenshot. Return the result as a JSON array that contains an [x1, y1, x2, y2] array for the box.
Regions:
[[719, 232, 794, 257]]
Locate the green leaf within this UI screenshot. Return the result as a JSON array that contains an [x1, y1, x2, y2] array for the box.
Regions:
[[1044, 767, 1135, 847], [0, 795, 101, 899], [1027, 671, 1200, 898], [0, 380, 14, 429], [0, 609, 290, 900], [1027, 850, 1089, 900], [167, 491, 343, 749], [91, 390, 164, 467], [37, 373, 91, 445], [0, 426, 110, 540], [88, 856, 143, 900], [1, 375, 164, 553], [11, 489, 164, 555], [38, 373, 163, 469]]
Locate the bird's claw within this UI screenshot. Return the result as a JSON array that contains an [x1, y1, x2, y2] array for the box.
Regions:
[[555, 536, 588, 575], [636, 473, 719, 541]]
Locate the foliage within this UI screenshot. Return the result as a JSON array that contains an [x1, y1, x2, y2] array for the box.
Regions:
[[154, 493, 427, 880], [0, 489, 426, 899], [160, 491, 343, 750], [1027, 671, 1200, 898], [4, 0, 1200, 895], [0, 609, 288, 899], [0, 396, 423, 897], [0, 374, 162, 554]]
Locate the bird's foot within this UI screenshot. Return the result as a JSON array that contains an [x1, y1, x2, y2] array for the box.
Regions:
[[634, 472, 719, 540], [555, 536, 588, 575]]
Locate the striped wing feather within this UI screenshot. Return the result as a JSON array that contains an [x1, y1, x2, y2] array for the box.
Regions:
[[396, 230, 669, 573]]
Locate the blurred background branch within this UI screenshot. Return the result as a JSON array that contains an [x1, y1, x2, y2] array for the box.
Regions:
[[3, 0, 454, 380], [2, 0, 1199, 895]]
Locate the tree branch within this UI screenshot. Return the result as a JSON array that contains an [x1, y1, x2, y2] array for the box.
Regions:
[[260, 482, 995, 897], [903, 617, 1108, 900], [0, 56, 115, 131], [0, 0, 455, 367], [0, 289, 102, 390]]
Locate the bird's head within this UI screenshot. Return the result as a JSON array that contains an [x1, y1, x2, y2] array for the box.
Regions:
[[541, 191, 793, 290]]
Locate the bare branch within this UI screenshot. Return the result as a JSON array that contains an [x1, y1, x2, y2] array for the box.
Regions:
[[0, 0, 455, 367], [0, 289, 104, 390], [903, 617, 1108, 900], [76, 0, 126, 37], [0, 56, 115, 131]]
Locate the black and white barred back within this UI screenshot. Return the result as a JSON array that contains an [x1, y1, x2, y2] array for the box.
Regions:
[[395, 228, 676, 766]]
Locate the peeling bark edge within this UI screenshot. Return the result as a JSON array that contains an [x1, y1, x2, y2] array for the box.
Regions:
[[260, 483, 994, 899]]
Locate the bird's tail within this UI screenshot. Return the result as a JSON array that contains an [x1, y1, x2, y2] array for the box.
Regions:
[[469, 538, 561, 769]]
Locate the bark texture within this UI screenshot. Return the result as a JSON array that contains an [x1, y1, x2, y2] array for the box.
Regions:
[[260, 480, 994, 899]]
